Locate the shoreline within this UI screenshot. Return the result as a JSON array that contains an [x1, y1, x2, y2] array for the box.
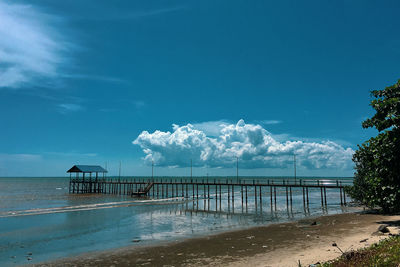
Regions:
[[32, 210, 400, 267]]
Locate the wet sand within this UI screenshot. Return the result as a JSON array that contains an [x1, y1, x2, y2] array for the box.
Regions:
[[33, 211, 400, 267]]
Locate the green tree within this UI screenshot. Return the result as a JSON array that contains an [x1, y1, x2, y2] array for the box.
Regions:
[[349, 80, 400, 213]]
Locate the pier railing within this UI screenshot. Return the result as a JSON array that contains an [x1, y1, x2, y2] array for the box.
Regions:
[[69, 177, 353, 186]]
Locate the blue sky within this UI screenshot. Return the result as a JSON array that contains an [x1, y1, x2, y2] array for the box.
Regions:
[[0, 0, 399, 177]]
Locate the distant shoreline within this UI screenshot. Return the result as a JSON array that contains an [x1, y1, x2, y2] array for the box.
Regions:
[[33, 210, 399, 267]]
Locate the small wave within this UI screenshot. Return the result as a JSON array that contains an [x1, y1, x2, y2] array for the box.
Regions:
[[0, 197, 185, 218]]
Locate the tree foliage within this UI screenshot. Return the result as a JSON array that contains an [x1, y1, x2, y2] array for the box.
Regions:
[[348, 80, 400, 212]]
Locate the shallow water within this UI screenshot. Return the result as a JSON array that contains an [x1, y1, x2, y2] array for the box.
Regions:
[[0, 177, 352, 266]]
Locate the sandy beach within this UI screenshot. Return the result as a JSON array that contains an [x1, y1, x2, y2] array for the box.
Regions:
[[32, 211, 400, 267]]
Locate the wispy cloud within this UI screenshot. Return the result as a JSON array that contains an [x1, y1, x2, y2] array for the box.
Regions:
[[0, 153, 42, 162], [60, 74, 128, 84], [45, 152, 97, 157], [116, 6, 185, 20], [57, 103, 84, 114], [78, 6, 185, 21], [0, 2, 128, 90], [0, 1, 70, 89], [260, 120, 282, 125], [133, 100, 145, 109]]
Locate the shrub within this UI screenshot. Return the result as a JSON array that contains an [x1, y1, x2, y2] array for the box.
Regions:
[[348, 80, 400, 213]]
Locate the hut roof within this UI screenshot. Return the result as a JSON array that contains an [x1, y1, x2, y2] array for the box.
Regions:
[[67, 165, 107, 173]]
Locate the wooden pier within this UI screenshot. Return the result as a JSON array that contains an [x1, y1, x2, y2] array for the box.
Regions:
[[68, 175, 352, 211]]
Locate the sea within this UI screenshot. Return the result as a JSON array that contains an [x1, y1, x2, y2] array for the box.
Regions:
[[0, 176, 353, 266]]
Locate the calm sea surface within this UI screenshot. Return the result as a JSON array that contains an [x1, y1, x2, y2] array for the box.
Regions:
[[0, 176, 353, 266]]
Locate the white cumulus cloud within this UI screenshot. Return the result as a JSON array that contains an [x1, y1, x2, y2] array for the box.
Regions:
[[133, 120, 354, 170], [0, 1, 68, 88]]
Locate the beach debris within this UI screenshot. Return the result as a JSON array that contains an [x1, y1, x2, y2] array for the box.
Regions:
[[360, 238, 368, 243], [132, 239, 141, 243], [246, 235, 255, 239], [310, 221, 317, 226], [378, 224, 389, 233], [332, 242, 344, 254], [343, 251, 356, 260], [262, 245, 268, 248], [177, 253, 183, 256]]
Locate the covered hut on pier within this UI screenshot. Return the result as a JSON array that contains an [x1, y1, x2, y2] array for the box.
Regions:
[[67, 165, 107, 182]]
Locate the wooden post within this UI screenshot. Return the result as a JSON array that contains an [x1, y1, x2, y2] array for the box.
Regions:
[[320, 187, 324, 207], [255, 185, 258, 211], [285, 184, 289, 209], [270, 186, 273, 209], [245, 185, 248, 208], [219, 184, 222, 210], [232, 184, 235, 212], [274, 186, 277, 211], [228, 184, 230, 209], [324, 187, 327, 206], [343, 188, 347, 205], [204, 183, 206, 206], [241, 185, 243, 209], [215, 184, 218, 210], [69, 173, 71, 193]]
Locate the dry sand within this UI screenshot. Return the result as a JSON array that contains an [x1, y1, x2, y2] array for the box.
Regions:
[[33, 211, 400, 267]]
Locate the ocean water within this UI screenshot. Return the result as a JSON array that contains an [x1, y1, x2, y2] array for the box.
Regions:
[[0, 176, 353, 266]]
